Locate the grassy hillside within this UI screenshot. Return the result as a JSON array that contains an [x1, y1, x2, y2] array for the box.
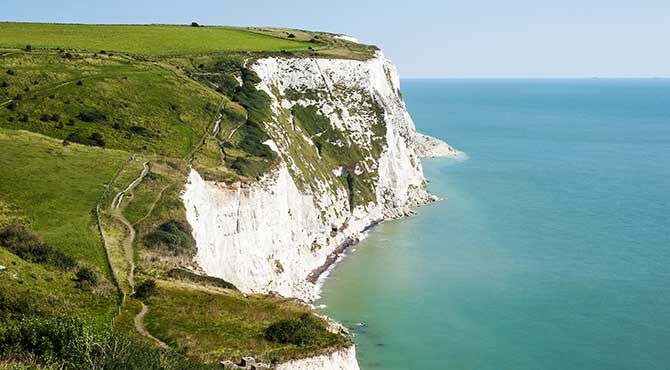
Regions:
[[0, 50, 221, 158], [0, 22, 358, 368], [0, 128, 129, 269], [0, 23, 312, 56]]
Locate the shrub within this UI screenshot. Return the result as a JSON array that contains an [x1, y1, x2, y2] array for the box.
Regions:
[[25, 45, 32, 52], [64, 132, 106, 147], [1, 81, 8, 87], [6, 69, 15, 75], [6, 100, 17, 111], [190, 22, 200, 27], [133, 279, 158, 299], [0, 317, 93, 365], [129, 125, 154, 137], [77, 111, 106, 123], [40, 114, 52, 122], [74, 267, 98, 289], [18, 114, 28, 122], [143, 221, 194, 253], [287, 33, 296, 39], [263, 314, 327, 346], [75, 79, 82, 85]]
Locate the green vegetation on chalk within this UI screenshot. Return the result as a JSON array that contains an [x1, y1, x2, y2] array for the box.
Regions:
[[144, 282, 349, 363]]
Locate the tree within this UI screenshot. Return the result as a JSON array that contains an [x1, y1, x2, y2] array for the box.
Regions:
[[190, 22, 200, 27]]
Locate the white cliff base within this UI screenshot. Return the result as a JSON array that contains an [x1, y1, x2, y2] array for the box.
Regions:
[[276, 346, 360, 370], [183, 52, 460, 303]]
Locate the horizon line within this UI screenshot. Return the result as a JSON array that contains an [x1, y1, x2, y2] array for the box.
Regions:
[[401, 76, 670, 80]]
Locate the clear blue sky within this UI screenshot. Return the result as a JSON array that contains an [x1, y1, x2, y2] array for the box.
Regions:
[[4, 0, 670, 78]]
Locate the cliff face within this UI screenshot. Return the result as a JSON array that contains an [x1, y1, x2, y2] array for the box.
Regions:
[[182, 52, 458, 302], [276, 347, 360, 370]]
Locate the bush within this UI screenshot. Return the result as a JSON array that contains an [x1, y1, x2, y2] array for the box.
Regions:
[[64, 132, 106, 147], [287, 33, 296, 39], [1, 81, 8, 87], [0, 316, 216, 370], [25, 45, 32, 52], [190, 22, 200, 27], [143, 221, 194, 253], [263, 314, 327, 346], [6, 69, 15, 75], [0, 317, 93, 365], [6, 100, 17, 111], [129, 125, 154, 137], [133, 279, 158, 299], [77, 111, 106, 123], [74, 267, 98, 289], [0, 224, 77, 271]]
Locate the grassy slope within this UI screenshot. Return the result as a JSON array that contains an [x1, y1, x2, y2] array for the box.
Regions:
[[0, 128, 129, 270], [144, 282, 349, 363], [0, 248, 117, 328], [0, 22, 361, 366], [0, 23, 312, 56], [0, 51, 221, 158]]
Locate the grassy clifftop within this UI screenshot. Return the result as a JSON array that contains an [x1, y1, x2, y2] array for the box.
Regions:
[[0, 22, 356, 369], [0, 23, 312, 56]]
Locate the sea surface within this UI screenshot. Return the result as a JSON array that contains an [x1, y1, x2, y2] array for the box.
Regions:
[[316, 79, 670, 370]]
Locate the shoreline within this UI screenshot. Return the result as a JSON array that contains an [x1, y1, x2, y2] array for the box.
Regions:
[[307, 219, 383, 285]]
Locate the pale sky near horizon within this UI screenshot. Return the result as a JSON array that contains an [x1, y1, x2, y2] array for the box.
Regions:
[[4, 0, 670, 78]]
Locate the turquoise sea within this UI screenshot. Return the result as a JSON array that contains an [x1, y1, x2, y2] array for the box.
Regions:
[[317, 79, 670, 370]]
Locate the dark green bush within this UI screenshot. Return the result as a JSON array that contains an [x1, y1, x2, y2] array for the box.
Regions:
[[143, 221, 194, 253], [6, 100, 17, 111], [0, 317, 93, 365], [74, 267, 98, 289], [0, 316, 217, 370], [129, 125, 154, 137], [64, 132, 106, 147], [263, 314, 327, 346], [133, 279, 158, 299], [77, 111, 106, 123], [0, 224, 77, 271], [1, 81, 8, 87]]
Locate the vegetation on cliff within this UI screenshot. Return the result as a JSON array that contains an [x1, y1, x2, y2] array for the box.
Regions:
[[1, 22, 362, 368]]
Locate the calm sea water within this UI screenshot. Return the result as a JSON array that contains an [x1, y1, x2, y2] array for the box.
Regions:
[[317, 79, 670, 370]]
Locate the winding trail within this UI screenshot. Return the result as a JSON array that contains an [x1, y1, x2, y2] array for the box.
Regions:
[[110, 162, 149, 293], [107, 161, 167, 347], [135, 302, 168, 348]]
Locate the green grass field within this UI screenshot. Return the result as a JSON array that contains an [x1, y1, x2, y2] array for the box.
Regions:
[[0, 128, 129, 270], [0, 23, 312, 56]]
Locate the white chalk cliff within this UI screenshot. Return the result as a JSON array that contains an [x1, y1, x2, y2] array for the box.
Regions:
[[183, 52, 459, 303], [276, 346, 360, 370]]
